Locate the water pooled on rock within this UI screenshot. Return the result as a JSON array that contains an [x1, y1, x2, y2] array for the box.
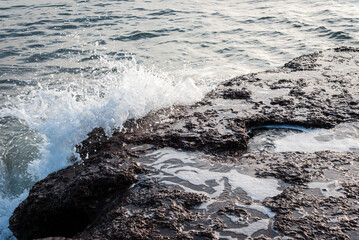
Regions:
[[138, 148, 282, 239], [248, 122, 359, 153]]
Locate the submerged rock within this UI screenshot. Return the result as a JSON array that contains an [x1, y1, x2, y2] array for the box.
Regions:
[[10, 47, 359, 239]]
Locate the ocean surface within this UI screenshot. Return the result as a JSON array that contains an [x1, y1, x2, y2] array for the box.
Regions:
[[0, 0, 359, 238]]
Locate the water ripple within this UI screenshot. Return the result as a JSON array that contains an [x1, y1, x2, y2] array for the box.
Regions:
[[148, 9, 178, 16], [111, 32, 163, 41], [0, 31, 46, 39]]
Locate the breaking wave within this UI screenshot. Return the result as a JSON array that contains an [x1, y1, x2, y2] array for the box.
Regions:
[[0, 58, 207, 239]]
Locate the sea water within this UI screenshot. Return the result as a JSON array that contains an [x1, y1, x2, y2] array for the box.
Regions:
[[139, 148, 281, 239], [1, 0, 359, 238]]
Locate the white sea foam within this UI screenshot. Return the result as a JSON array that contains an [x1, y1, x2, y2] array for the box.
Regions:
[[274, 122, 359, 153], [0, 59, 207, 238], [0, 191, 28, 240], [1, 59, 206, 179]]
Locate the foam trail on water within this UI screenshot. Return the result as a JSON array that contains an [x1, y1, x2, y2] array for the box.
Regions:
[[0, 59, 207, 238]]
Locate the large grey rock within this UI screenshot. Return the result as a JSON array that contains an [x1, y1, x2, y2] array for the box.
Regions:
[[10, 47, 359, 239]]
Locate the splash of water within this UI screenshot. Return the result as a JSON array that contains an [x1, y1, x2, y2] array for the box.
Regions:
[[0, 58, 207, 238]]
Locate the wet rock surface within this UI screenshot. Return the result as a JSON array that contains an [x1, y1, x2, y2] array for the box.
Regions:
[[77, 179, 215, 240], [264, 185, 359, 240], [253, 151, 356, 184], [10, 157, 144, 240], [10, 47, 359, 239]]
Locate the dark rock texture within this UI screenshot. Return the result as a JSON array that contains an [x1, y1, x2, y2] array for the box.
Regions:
[[253, 151, 356, 184], [10, 47, 359, 239], [10, 158, 144, 240], [77, 179, 213, 240], [264, 185, 359, 240]]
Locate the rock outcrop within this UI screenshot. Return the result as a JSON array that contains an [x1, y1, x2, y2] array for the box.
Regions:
[[10, 158, 144, 240], [10, 47, 359, 239]]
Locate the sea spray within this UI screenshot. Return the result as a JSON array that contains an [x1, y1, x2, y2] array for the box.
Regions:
[[0, 191, 28, 240], [0, 58, 207, 238]]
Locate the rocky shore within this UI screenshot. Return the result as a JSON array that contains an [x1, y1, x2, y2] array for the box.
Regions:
[[10, 47, 359, 239]]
